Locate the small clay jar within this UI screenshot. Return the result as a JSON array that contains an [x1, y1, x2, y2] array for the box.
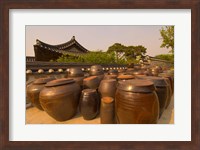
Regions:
[[117, 74, 134, 81], [98, 79, 117, 98], [67, 67, 84, 77], [39, 78, 81, 121], [100, 97, 115, 124], [83, 76, 100, 89], [79, 89, 100, 120], [26, 77, 55, 110]]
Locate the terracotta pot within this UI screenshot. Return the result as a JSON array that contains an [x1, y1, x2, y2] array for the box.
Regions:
[[39, 78, 81, 121], [117, 74, 134, 81], [90, 65, 104, 76], [79, 89, 100, 120], [68, 67, 84, 77], [100, 97, 115, 124], [138, 76, 169, 118], [115, 79, 159, 124], [83, 76, 100, 89], [103, 74, 117, 80], [26, 77, 55, 110], [98, 79, 117, 98]]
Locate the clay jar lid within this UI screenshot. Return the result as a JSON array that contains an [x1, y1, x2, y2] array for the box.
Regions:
[[117, 75, 134, 80], [84, 76, 98, 81], [138, 76, 168, 87], [33, 77, 55, 85], [45, 78, 75, 87], [117, 79, 155, 93]]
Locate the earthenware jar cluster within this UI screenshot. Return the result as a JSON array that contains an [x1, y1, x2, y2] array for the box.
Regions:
[[26, 64, 174, 124]]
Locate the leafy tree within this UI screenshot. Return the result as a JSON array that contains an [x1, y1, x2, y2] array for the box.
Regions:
[[124, 45, 147, 59], [160, 26, 174, 53], [107, 43, 126, 62]]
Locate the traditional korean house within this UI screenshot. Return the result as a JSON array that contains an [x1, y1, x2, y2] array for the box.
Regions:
[[34, 36, 89, 61]]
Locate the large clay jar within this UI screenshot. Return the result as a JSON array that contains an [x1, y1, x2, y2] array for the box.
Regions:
[[79, 89, 100, 120], [138, 76, 169, 118], [26, 77, 55, 110], [39, 78, 81, 121], [115, 79, 159, 124], [83, 76, 100, 90], [98, 79, 117, 98], [67, 67, 84, 77], [117, 74, 134, 81], [100, 97, 115, 124]]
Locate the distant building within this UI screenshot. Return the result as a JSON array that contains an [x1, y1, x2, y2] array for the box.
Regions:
[[33, 36, 89, 61]]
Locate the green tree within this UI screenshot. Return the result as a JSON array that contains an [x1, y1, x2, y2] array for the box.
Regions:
[[107, 43, 126, 62], [124, 45, 147, 59], [160, 26, 174, 53]]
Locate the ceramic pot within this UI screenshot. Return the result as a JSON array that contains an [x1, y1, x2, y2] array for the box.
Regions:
[[83, 76, 100, 90], [138, 76, 169, 117], [67, 67, 84, 77], [26, 77, 55, 110], [100, 97, 115, 124], [39, 78, 81, 121], [90, 65, 104, 76], [79, 89, 100, 120], [98, 79, 117, 98], [115, 79, 159, 124]]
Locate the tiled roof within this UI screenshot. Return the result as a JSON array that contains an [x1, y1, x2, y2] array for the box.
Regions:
[[34, 36, 89, 53]]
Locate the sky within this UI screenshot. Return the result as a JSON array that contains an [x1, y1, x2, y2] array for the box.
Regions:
[[26, 25, 170, 57]]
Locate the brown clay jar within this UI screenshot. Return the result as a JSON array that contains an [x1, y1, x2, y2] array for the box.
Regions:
[[100, 97, 115, 124], [79, 89, 100, 120], [67, 67, 84, 77], [39, 78, 81, 121], [163, 78, 173, 109], [158, 73, 174, 94], [26, 77, 55, 110], [138, 76, 169, 118], [83, 76, 100, 90], [98, 79, 117, 98], [115, 79, 159, 124], [90, 65, 104, 76]]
